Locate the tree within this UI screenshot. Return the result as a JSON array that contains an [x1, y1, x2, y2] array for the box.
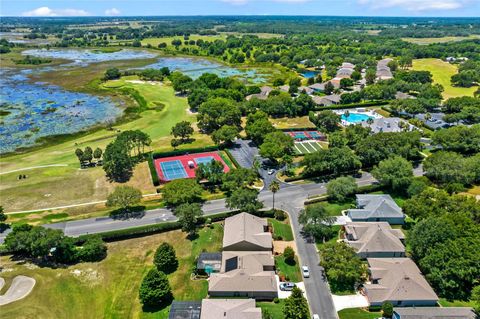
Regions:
[[175, 203, 203, 237], [382, 302, 394, 319], [139, 268, 172, 308], [365, 69, 376, 85], [104, 67, 121, 80], [283, 287, 310, 319], [313, 110, 341, 133], [154, 243, 178, 274], [226, 188, 263, 214], [324, 81, 335, 95], [82, 146, 93, 164], [340, 78, 354, 89], [195, 160, 225, 184], [0, 206, 7, 223], [471, 285, 480, 314], [197, 97, 241, 134], [162, 179, 202, 206], [211, 125, 239, 146], [371, 156, 413, 192], [75, 148, 84, 164], [221, 168, 257, 193], [103, 141, 134, 182], [283, 246, 295, 265], [298, 203, 336, 241], [424, 151, 474, 185], [269, 181, 280, 210], [93, 147, 103, 161], [169, 71, 193, 94], [326, 176, 357, 202], [259, 131, 294, 163], [245, 111, 276, 145], [106, 186, 142, 212], [432, 125, 480, 154], [76, 235, 107, 262], [328, 132, 348, 148], [319, 242, 365, 293], [301, 147, 361, 178], [171, 121, 194, 142]]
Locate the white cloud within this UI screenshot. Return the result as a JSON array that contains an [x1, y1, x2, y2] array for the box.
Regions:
[[358, 0, 468, 11], [105, 8, 121, 16], [22, 6, 90, 17]]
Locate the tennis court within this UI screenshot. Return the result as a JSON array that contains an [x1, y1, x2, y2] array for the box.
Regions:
[[287, 130, 326, 141], [154, 151, 231, 182], [294, 141, 323, 155], [160, 160, 188, 180]]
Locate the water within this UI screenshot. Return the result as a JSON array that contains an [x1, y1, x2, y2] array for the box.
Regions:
[[0, 68, 122, 154], [301, 70, 319, 78], [140, 57, 268, 83], [341, 112, 373, 123]]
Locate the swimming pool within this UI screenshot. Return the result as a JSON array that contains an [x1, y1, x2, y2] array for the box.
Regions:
[[341, 112, 374, 123]]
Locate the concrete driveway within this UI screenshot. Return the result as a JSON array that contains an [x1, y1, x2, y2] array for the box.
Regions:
[[332, 293, 369, 312], [276, 275, 306, 299]]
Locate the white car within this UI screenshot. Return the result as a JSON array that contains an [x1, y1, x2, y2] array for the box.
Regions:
[[302, 265, 310, 278], [268, 169, 275, 175], [312, 315, 320, 319]]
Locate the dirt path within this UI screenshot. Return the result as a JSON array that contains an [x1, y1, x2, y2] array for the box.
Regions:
[[0, 275, 36, 306]]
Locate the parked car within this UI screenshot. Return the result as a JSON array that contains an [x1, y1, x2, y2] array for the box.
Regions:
[[312, 315, 320, 319], [268, 169, 275, 175], [302, 265, 310, 278], [279, 282, 295, 291]]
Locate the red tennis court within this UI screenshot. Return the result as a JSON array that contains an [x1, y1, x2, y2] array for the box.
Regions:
[[154, 151, 230, 182]]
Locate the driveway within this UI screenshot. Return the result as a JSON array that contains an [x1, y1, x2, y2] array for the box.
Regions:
[[331, 293, 369, 312], [276, 275, 306, 299]]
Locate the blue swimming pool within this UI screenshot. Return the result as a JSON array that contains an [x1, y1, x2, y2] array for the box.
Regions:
[[341, 113, 374, 123]]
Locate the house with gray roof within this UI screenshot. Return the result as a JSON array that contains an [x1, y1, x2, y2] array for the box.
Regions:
[[309, 81, 340, 92], [336, 67, 354, 78], [169, 301, 202, 319], [298, 86, 314, 95], [393, 307, 476, 319], [201, 299, 261, 319], [360, 117, 415, 133], [312, 94, 341, 106], [347, 194, 405, 224], [344, 222, 405, 258], [395, 92, 415, 100], [245, 86, 273, 101], [223, 213, 272, 251], [208, 251, 277, 299], [364, 258, 439, 307]]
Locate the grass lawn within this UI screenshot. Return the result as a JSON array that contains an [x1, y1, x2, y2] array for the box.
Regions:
[[0, 78, 213, 212], [412, 58, 478, 99], [316, 200, 354, 216], [0, 225, 223, 319], [338, 308, 381, 319], [439, 298, 475, 308], [141, 34, 227, 49], [402, 35, 480, 45], [275, 255, 302, 283], [269, 218, 294, 241], [257, 300, 286, 319], [269, 116, 315, 129]]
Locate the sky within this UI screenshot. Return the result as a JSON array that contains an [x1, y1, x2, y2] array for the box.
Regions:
[[1, 0, 480, 17]]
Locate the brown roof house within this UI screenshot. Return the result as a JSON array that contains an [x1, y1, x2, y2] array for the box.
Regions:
[[245, 86, 273, 101], [344, 222, 405, 258], [364, 258, 438, 307], [208, 213, 277, 300], [200, 299, 262, 319], [208, 251, 277, 299], [347, 194, 405, 225], [393, 307, 476, 319], [222, 213, 272, 251], [312, 94, 341, 106]]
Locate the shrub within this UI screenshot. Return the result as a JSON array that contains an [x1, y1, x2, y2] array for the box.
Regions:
[[382, 301, 394, 318], [274, 210, 287, 221], [153, 243, 178, 274], [284, 246, 296, 265], [76, 235, 107, 262]]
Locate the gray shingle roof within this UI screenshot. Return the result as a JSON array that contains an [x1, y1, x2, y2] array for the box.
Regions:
[[393, 307, 476, 319], [201, 299, 261, 319], [344, 222, 405, 255], [348, 194, 404, 220], [223, 213, 272, 251]]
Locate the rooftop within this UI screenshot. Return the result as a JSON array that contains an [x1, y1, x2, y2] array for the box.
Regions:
[[223, 213, 272, 251], [344, 222, 405, 256], [393, 307, 476, 319], [348, 194, 404, 220], [200, 299, 261, 319]]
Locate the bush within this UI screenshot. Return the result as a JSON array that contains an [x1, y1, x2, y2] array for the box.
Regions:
[[283, 246, 296, 265], [274, 210, 287, 221], [326, 176, 357, 202], [382, 301, 393, 318], [154, 243, 178, 274], [139, 268, 172, 308], [273, 297, 280, 304], [75, 235, 107, 262]]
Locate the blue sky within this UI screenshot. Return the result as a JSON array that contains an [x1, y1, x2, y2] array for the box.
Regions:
[[2, 0, 480, 17]]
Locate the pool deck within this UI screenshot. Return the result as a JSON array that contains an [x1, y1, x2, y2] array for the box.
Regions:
[[335, 108, 383, 126]]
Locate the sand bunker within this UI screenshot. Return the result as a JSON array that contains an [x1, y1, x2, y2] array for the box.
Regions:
[[0, 275, 36, 306]]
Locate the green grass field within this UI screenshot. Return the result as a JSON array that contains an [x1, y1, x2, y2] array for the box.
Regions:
[[141, 34, 227, 48], [412, 58, 478, 99], [269, 218, 294, 241], [402, 35, 480, 45], [338, 308, 381, 319], [293, 141, 323, 155], [0, 225, 223, 319], [275, 255, 302, 283], [0, 77, 213, 212], [257, 300, 286, 319]]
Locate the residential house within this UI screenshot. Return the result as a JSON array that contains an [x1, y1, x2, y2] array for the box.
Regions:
[[376, 59, 393, 80], [208, 251, 277, 299], [336, 67, 354, 78], [308, 81, 340, 93], [312, 94, 341, 106], [200, 299, 261, 319], [197, 252, 222, 275], [341, 62, 355, 69], [222, 212, 272, 251], [395, 92, 415, 100], [168, 301, 202, 319], [364, 258, 439, 307], [279, 85, 290, 93], [298, 86, 314, 95], [344, 222, 405, 258], [245, 86, 273, 101], [393, 307, 476, 319], [347, 194, 405, 224]]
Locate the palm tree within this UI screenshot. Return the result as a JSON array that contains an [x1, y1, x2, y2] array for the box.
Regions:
[[269, 181, 280, 210]]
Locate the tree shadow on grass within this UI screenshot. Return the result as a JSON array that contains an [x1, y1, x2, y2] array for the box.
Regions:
[[142, 294, 173, 313], [109, 206, 146, 220]]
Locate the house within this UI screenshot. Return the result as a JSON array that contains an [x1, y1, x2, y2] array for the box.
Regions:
[[393, 307, 476, 319], [279, 85, 290, 93], [208, 251, 277, 299], [341, 62, 355, 69], [347, 194, 405, 224], [395, 92, 415, 100], [364, 258, 439, 307], [312, 94, 341, 106], [245, 86, 273, 101], [196, 252, 222, 275], [360, 117, 414, 133], [344, 222, 405, 258], [376, 59, 393, 80], [200, 299, 261, 319], [222, 213, 272, 251], [168, 301, 202, 319], [298, 86, 314, 95], [413, 112, 452, 130], [336, 67, 354, 78], [309, 81, 340, 92]]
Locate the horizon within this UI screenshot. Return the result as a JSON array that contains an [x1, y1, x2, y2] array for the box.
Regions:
[[2, 0, 480, 18]]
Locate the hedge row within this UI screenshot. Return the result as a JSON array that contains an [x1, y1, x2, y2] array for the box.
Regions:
[[279, 127, 318, 132], [223, 149, 241, 169], [147, 156, 160, 186], [151, 145, 220, 159], [303, 183, 385, 205], [313, 100, 389, 111]]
